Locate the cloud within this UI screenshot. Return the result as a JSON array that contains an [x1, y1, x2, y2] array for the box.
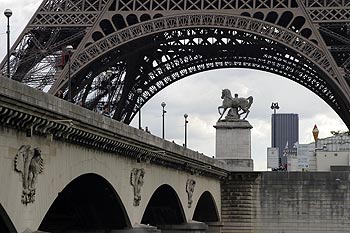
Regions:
[[133, 69, 347, 172]]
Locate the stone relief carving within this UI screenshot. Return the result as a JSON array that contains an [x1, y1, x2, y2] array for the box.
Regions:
[[14, 145, 44, 205], [218, 89, 253, 121], [130, 168, 145, 206], [186, 179, 196, 208]]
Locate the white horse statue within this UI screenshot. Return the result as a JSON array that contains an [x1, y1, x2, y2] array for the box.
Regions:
[[218, 89, 253, 121]]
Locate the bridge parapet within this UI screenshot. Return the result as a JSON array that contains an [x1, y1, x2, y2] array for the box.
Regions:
[[0, 76, 227, 179]]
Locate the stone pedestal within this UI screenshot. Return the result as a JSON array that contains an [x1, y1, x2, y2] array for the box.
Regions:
[[214, 120, 253, 171]]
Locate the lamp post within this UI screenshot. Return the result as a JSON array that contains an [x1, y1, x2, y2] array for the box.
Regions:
[[137, 88, 143, 129], [4, 9, 12, 79], [66, 45, 73, 102], [161, 102, 166, 139], [270, 102, 279, 147], [184, 113, 188, 148], [271, 102, 279, 166], [312, 124, 319, 151]]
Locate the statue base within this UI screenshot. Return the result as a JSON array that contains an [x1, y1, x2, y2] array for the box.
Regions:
[[214, 120, 253, 171]]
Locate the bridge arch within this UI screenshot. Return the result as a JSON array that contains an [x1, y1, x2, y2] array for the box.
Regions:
[[39, 173, 131, 232], [55, 13, 349, 127], [141, 184, 186, 227], [0, 203, 16, 233], [193, 191, 219, 223]]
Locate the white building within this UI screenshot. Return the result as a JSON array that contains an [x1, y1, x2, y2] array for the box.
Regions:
[[285, 133, 350, 171]]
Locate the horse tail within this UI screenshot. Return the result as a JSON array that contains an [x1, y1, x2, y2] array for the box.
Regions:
[[247, 96, 253, 108]]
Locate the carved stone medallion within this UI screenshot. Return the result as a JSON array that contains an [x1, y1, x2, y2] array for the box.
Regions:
[[130, 168, 145, 206], [14, 145, 44, 205], [186, 179, 196, 208]]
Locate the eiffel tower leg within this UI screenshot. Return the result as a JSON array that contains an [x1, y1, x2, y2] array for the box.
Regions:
[[113, 57, 141, 122]]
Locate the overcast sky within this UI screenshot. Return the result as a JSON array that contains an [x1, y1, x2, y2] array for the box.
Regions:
[[1, 1, 347, 170]]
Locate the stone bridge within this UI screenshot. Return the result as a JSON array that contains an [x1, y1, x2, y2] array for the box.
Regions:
[[0, 77, 226, 233], [2, 77, 350, 233]]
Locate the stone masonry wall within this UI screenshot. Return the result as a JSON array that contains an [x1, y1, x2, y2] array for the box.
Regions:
[[221, 172, 350, 233]]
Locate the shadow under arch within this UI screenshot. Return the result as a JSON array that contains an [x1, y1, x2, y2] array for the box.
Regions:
[[0, 203, 16, 233], [193, 191, 219, 223], [39, 173, 131, 232], [141, 184, 185, 226]]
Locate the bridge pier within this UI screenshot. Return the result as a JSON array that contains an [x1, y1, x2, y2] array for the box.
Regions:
[[113, 224, 161, 233], [26, 222, 210, 233], [205, 222, 222, 233], [159, 221, 208, 233], [113, 222, 208, 233]]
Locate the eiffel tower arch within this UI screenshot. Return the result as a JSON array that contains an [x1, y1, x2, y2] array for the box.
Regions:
[[1, 0, 350, 127]]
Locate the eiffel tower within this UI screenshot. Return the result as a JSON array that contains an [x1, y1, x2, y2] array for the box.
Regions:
[[1, 0, 350, 127]]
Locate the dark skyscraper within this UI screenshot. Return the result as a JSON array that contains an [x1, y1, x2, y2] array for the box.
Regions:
[[271, 113, 299, 166]]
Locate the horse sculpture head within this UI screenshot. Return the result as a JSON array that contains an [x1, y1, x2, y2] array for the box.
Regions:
[[221, 89, 232, 99]]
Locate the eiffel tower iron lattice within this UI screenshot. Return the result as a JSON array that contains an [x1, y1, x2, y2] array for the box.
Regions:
[[1, 0, 350, 126]]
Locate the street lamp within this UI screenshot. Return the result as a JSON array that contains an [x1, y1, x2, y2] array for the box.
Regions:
[[271, 102, 279, 166], [312, 124, 319, 151], [66, 45, 73, 102], [184, 113, 188, 148], [4, 9, 12, 79], [270, 102, 279, 148], [137, 88, 143, 129], [161, 102, 166, 139]]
